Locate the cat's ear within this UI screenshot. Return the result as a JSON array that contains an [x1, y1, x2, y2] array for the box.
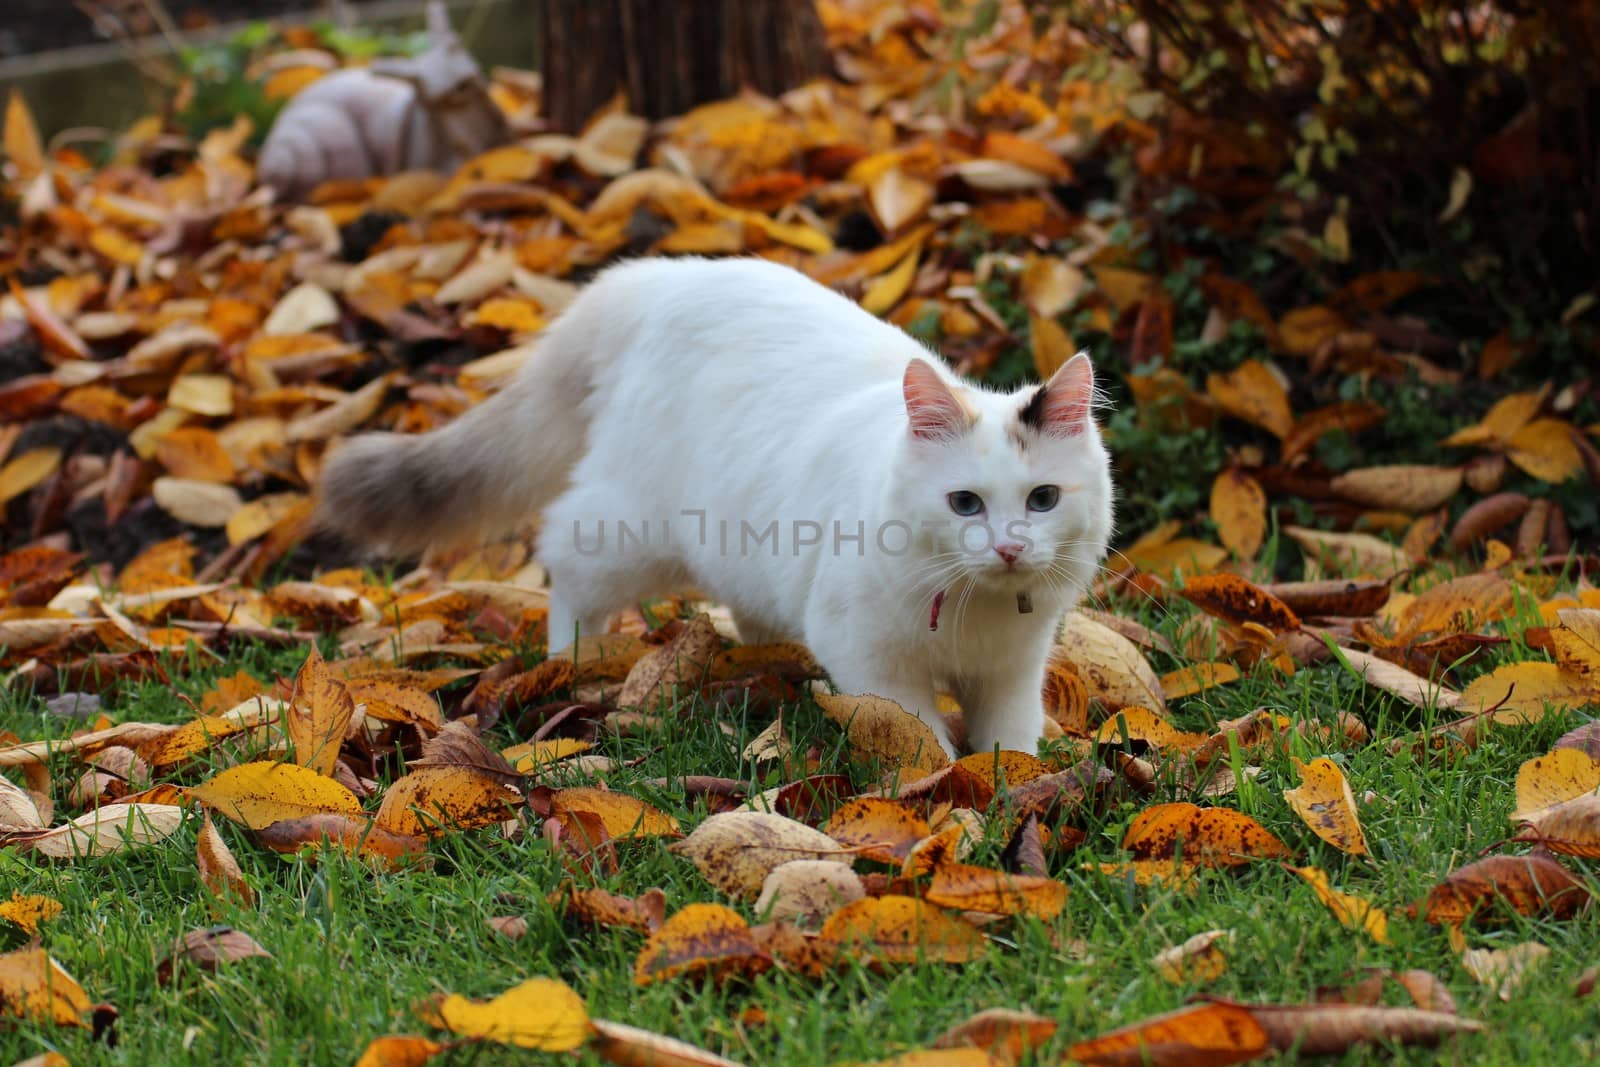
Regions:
[[1023, 351, 1095, 437], [904, 359, 972, 441]]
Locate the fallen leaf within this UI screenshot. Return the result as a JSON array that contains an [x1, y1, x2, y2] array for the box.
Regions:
[[591, 1017, 748, 1067], [197, 812, 254, 906], [755, 860, 866, 925], [634, 903, 767, 985], [189, 761, 361, 830], [375, 766, 521, 837], [1122, 803, 1293, 867], [1067, 1000, 1267, 1066], [816, 896, 987, 966], [15, 802, 186, 859], [1418, 853, 1590, 925], [1206, 360, 1292, 438], [417, 976, 590, 1050], [672, 811, 843, 898], [1461, 941, 1550, 1001], [0, 893, 62, 936], [1210, 469, 1267, 558], [156, 926, 272, 984], [1152, 929, 1232, 984], [0, 945, 92, 1027], [815, 692, 952, 776], [1288, 866, 1389, 944], [1283, 759, 1368, 855]]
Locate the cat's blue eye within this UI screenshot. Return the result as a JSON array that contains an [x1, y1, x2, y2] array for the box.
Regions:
[[947, 490, 984, 517], [1027, 485, 1060, 512]]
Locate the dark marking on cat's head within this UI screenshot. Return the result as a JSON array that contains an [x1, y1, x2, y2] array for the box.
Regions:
[[1018, 385, 1047, 432]]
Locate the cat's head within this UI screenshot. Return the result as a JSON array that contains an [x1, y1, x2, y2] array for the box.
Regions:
[[887, 353, 1114, 601]]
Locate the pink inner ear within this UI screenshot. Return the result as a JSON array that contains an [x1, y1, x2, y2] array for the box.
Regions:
[[904, 359, 970, 441], [1039, 352, 1094, 436]]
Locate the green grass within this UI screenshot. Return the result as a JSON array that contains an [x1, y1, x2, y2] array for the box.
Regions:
[[1, 572, 1597, 1066]]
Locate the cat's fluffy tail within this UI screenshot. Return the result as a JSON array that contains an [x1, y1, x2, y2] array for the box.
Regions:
[[314, 326, 591, 556]]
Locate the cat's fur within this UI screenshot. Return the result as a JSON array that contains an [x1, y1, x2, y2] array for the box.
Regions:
[[317, 258, 1113, 756]]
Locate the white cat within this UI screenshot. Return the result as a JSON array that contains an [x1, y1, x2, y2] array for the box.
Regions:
[[316, 258, 1114, 756]]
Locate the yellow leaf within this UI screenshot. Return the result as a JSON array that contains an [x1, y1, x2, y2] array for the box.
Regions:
[[1460, 661, 1589, 725], [1283, 758, 1368, 855], [376, 766, 522, 837], [1159, 662, 1242, 700], [0, 447, 61, 507], [1288, 865, 1389, 943], [0, 893, 62, 936], [0, 945, 91, 1027], [1512, 747, 1600, 821], [189, 761, 362, 830], [1090, 266, 1154, 311], [417, 977, 590, 1050], [1206, 360, 1293, 438], [1506, 418, 1583, 483], [814, 691, 952, 776], [861, 245, 922, 316], [1210, 469, 1267, 559], [1029, 313, 1076, 380], [4, 90, 45, 177], [287, 646, 354, 778], [549, 786, 681, 841]]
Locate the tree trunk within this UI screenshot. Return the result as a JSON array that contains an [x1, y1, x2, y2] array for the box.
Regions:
[[539, 0, 832, 131]]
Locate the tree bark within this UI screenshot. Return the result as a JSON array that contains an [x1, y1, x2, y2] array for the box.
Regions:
[[539, 0, 833, 131]]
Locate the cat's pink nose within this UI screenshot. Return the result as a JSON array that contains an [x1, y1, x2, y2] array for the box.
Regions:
[[995, 542, 1024, 566]]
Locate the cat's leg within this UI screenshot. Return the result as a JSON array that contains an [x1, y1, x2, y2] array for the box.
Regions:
[[539, 484, 664, 651], [955, 653, 1050, 755]]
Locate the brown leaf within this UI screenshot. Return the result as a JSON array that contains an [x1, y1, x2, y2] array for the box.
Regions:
[[1230, 998, 1483, 1056], [924, 862, 1067, 920], [254, 813, 429, 868], [550, 786, 681, 841], [932, 1007, 1058, 1060], [1206, 360, 1292, 438], [1180, 574, 1300, 631], [824, 798, 930, 866], [591, 1017, 747, 1067], [551, 885, 668, 934], [814, 691, 952, 776], [1260, 577, 1393, 618], [617, 614, 721, 708], [1330, 464, 1463, 513], [197, 812, 254, 906], [1280, 402, 1387, 461], [156, 926, 272, 984], [287, 646, 354, 778], [1053, 612, 1166, 716], [1419, 853, 1590, 925]]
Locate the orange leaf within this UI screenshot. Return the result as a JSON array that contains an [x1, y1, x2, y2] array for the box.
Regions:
[[634, 903, 767, 985], [1122, 802, 1293, 867], [1068, 1000, 1268, 1067], [1209, 469, 1267, 559], [1180, 574, 1301, 631], [1418, 854, 1589, 925], [824, 798, 930, 866]]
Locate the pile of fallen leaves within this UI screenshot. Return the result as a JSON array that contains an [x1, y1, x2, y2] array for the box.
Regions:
[[1, 0, 1599, 1063]]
